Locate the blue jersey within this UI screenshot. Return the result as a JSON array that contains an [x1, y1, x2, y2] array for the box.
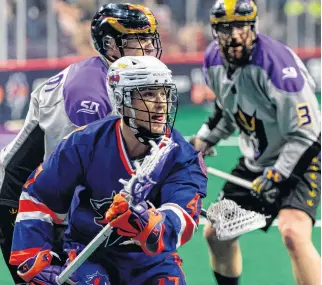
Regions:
[[10, 117, 207, 268]]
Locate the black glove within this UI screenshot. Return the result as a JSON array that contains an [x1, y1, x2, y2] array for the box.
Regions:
[[251, 168, 284, 204]]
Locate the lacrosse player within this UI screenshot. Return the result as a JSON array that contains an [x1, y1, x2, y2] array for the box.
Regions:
[[9, 56, 207, 285], [0, 3, 162, 283], [190, 1, 321, 284]]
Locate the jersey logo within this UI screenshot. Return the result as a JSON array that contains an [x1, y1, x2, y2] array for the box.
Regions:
[[234, 105, 268, 159], [86, 271, 110, 285], [282, 67, 297, 80], [90, 192, 130, 247], [77, 100, 100, 115], [90, 191, 117, 228]]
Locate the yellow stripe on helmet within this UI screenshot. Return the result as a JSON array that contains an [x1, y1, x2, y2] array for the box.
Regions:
[[104, 4, 157, 34], [128, 4, 157, 31], [210, 0, 257, 24], [102, 17, 156, 34]]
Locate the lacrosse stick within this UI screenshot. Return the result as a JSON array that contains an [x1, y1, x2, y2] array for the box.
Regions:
[[57, 137, 178, 285], [206, 199, 266, 240], [207, 167, 253, 190], [207, 167, 279, 204]]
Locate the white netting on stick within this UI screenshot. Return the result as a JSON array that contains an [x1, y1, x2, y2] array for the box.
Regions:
[[119, 136, 177, 203], [135, 136, 173, 184], [207, 199, 267, 241]]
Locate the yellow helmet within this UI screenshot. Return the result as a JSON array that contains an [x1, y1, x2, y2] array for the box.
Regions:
[[209, 0, 258, 66], [210, 0, 257, 25]]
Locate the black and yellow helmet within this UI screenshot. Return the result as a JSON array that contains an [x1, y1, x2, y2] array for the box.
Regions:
[[210, 0, 258, 66], [210, 0, 257, 25], [91, 3, 162, 61]]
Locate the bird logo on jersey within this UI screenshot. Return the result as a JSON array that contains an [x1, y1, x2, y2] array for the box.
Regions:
[[90, 191, 117, 227], [90, 191, 132, 247], [86, 271, 110, 285], [234, 105, 268, 159]]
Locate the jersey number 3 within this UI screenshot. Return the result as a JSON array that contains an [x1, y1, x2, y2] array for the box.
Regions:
[[297, 103, 312, 127]]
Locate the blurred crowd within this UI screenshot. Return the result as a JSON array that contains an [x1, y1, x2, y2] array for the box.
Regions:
[[4, 0, 322, 59]]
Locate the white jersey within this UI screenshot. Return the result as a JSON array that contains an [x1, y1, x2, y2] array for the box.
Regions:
[[0, 56, 112, 207], [200, 34, 320, 178]]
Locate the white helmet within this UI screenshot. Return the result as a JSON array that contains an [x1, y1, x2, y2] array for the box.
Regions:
[[107, 56, 178, 144]]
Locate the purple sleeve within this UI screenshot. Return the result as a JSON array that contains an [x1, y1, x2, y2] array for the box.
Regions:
[[63, 58, 112, 126], [203, 41, 223, 85], [252, 34, 305, 93]]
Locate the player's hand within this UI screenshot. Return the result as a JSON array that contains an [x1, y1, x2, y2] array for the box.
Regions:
[[252, 168, 284, 204], [189, 136, 216, 157], [17, 245, 78, 284], [103, 193, 165, 255]]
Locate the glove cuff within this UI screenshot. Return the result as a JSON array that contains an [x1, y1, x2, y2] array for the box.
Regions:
[[196, 124, 211, 140], [17, 248, 58, 282], [134, 209, 165, 256], [264, 167, 284, 182]]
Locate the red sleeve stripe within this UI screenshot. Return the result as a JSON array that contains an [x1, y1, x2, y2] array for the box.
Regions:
[[19, 192, 66, 224], [10, 247, 42, 266], [16, 211, 54, 225], [159, 203, 197, 247]]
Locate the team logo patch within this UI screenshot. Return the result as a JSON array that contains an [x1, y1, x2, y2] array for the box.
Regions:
[[86, 271, 110, 285], [90, 191, 117, 228], [108, 72, 120, 86], [198, 152, 207, 177]]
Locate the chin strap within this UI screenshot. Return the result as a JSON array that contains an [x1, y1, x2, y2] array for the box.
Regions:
[[123, 116, 163, 145], [134, 126, 163, 145]]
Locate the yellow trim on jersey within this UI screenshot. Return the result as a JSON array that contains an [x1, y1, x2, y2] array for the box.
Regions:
[[210, 0, 257, 24]]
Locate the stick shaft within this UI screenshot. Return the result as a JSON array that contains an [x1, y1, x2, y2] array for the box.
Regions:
[[207, 167, 253, 190], [57, 224, 113, 284]]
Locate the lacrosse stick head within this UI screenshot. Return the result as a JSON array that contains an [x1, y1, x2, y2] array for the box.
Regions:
[[206, 199, 266, 241], [120, 136, 178, 205]]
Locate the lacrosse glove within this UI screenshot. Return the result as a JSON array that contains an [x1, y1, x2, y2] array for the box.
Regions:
[[102, 193, 166, 256], [189, 136, 217, 157], [252, 168, 284, 204], [17, 244, 78, 285]]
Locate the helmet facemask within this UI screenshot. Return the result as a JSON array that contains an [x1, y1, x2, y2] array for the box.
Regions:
[[92, 4, 162, 63], [118, 84, 178, 145], [212, 21, 256, 66], [103, 32, 162, 62]]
